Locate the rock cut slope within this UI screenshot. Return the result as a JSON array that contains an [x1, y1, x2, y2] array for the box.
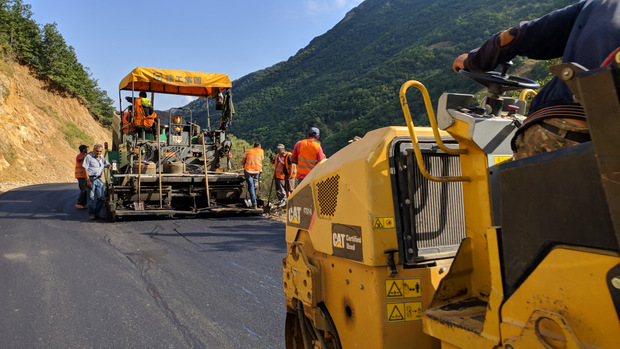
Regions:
[[0, 60, 111, 192]]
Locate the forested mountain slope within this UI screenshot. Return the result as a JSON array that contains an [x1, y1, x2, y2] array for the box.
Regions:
[[190, 0, 573, 155]]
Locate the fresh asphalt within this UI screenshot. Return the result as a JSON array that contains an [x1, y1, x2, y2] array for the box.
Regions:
[[0, 183, 287, 348]]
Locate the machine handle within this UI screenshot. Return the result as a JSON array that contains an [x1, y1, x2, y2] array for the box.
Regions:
[[519, 89, 537, 101], [399, 80, 470, 183], [384, 248, 399, 275]]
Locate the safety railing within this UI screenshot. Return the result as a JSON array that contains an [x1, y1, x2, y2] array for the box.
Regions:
[[399, 80, 470, 182]]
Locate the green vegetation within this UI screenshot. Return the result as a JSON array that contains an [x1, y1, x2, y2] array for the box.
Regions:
[[61, 121, 93, 148], [188, 0, 573, 156], [0, 0, 114, 127], [25, 91, 93, 147]]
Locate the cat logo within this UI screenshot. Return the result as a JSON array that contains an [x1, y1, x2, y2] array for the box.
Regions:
[[288, 206, 301, 224], [333, 233, 345, 248]]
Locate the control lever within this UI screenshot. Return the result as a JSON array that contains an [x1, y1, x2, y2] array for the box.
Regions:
[[384, 248, 399, 275], [507, 104, 522, 127], [501, 61, 514, 77]]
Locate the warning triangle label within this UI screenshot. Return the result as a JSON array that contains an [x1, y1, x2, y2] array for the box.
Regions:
[[335, 242, 343, 248], [291, 216, 299, 224], [388, 305, 404, 322], [373, 219, 383, 228], [387, 282, 403, 298]]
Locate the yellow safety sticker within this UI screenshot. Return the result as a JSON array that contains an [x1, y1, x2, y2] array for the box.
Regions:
[[386, 278, 421, 299], [403, 278, 421, 298], [404, 301, 422, 322], [386, 303, 405, 323], [386, 302, 422, 323], [373, 217, 395, 229], [494, 155, 512, 166], [385, 279, 404, 298]]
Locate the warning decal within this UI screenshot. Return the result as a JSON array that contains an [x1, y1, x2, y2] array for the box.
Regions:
[[405, 302, 422, 322], [386, 278, 422, 299], [403, 278, 421, 298], [385, 279, 404, 298], [386, 303, 405, 323], [373, 217, 395, 229], [386, 301, 423, 324], [494, 155, 512, 166]]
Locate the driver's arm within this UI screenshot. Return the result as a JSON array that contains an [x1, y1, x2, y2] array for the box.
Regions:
[[455, 1, 584, 73]]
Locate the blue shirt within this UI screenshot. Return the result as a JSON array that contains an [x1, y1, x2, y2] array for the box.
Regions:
[[82, 153, 110, 177]]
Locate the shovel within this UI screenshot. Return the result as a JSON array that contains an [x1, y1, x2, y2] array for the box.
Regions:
[[134, 150, 144, 211], [263, 171, 276, 214]]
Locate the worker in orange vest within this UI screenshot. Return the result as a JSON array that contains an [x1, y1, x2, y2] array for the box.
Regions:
[[125, 91, 158, 139], [74, 144, 89, 209], [272, 144, 297, 207], [242, 142, 264, 209], [291, 127, 326, 182]]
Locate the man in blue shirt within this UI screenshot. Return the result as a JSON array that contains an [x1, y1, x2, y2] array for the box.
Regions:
[[82, 144, 112, 220], [453, 0, 620, 159]]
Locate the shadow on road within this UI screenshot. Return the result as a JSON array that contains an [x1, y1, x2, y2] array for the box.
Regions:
[[0, 183, 102, 222]]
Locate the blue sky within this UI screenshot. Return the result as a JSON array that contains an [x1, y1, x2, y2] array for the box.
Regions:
[[27, 0, 364, 110]]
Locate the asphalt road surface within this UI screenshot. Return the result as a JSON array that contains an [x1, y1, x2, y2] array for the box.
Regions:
[[0, 183, 287, 348]]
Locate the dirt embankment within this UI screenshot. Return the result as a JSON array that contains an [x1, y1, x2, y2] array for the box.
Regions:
[[0, 60, 111, 193]]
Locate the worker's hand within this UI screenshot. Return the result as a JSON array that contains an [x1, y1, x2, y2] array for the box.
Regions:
[[453, 53, 469, 73], [86, 180, 92, 189]]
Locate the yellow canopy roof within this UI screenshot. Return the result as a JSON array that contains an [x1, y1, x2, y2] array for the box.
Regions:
[[118, 67, 232, 97]]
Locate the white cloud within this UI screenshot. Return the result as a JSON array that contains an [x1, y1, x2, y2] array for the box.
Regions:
[[303, 0, 363, 16]]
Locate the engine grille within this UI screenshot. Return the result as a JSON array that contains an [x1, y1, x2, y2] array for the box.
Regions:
[[409, 152, 466, 257], [316, 174, 340, 218], [392, 139, 466, 263]]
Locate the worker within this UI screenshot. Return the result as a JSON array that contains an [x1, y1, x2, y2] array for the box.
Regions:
[[242, 142, 264, 209], [291, 127, 326, 181], [83, 144, 112, 220], [453, 0, 620, 160], [121, 111, 135, 134], [272, 144, 297, 207], [126, 91, 158, 140], [74, 144, 89, 209]]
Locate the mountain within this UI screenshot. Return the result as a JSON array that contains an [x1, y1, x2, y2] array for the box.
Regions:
[[189, 0, 573, 155]]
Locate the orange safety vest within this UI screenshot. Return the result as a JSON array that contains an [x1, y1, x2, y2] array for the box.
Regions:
[[143, 111, 157, 127], [297, 139, 321, 177], [131, 97, 157, 128], [244, 148, 264, 172], [75, 154, 86, 178], [290, 160, 297, 178], [122, 111, 135, 134], [274, 152, 296, 180], [132, 98, 146, 127]]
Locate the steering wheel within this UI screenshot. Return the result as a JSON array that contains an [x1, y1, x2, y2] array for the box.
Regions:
[[458, 62, 539, 95]]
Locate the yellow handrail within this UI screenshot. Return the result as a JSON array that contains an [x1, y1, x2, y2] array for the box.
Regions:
[[399, 80, 470, 182], [519, 89, 537, 101]]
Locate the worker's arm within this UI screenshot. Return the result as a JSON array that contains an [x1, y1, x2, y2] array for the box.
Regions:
[[291, 141, 301, 164], [83, 156, 93, 188], [462, 1, 584, 72], [317, 146, 326, 162]]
